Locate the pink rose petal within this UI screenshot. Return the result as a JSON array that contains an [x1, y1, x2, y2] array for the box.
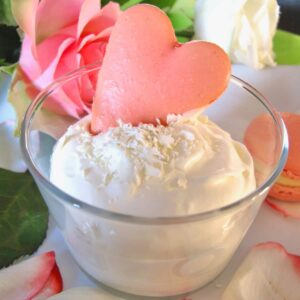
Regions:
[[54, 44, 89, 115], [222, 242, 300, 299], [34, 38, 83, 118], [80, 39, 106, 66], [33, 38, 75, 88], [55, 24, 78, 37], [266, 197, 300, 219], [11, 0, 39, 55], [77, 0, 100, 38], [36, 34, 74, 72], [78, 69, 94, 109], [19, 36, 41, 81], [82, 2, 121, 37], [36, 0, 85, 43], [79, 41, 107, 92], [78, 27, 112, 52]]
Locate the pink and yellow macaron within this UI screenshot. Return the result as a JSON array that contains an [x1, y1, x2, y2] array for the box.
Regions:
[[244, 112, 300, 218], [269, 113, 300, 201]]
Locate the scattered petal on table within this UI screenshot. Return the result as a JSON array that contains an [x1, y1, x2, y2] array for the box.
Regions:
[[266, 197, 300, 219], [0, 251, 62, 300], [222, 242, 300, 300]]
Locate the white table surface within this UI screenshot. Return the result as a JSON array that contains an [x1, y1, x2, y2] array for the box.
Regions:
[[1, 65, 300, 299]]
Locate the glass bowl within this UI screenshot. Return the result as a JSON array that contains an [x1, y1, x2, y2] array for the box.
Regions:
[[21, 63, 288, 297]]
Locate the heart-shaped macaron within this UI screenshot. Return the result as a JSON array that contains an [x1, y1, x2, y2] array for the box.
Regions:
[[91, 4, 231, 133]]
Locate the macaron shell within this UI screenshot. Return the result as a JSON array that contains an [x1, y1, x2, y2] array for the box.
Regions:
[[269, 169, 300, 202], [269, 183, 300, 202], [244, 113, 281, 167], [281, 113, 300, 176], [245, 112, 300, 202], [91, 4, 230, 133]]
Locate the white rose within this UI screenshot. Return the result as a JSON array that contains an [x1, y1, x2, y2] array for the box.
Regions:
[[194, 0, 280, 69]]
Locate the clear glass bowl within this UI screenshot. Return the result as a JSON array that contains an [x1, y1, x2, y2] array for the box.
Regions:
[[21, 63, 288, 297]]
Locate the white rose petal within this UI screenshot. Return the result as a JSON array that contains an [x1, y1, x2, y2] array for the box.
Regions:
[[0, 74, 15, 123], [0, 120, 27, 173], [0, 74, 27, 173], [194, 0, 280, 69]]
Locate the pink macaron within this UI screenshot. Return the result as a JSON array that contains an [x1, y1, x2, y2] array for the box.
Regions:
[[244, 112, 300, 202]]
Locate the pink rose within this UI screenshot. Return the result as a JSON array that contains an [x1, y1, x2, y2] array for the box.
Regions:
[[11, 0, 121, 119]]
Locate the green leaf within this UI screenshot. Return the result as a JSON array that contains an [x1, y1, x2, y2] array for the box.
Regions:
[[0, 169, 49, 267], [168, 11, 193, 32], [0, 58, 8, 65], [273, 29, 300, 65], [102, 0, 177, 10], [0, 62, 17, 75], [176, 35, 189, 43], [101, 0, 128, 6], [170, 0, 195, 19], [0, 25, 20, 63], [121, 0, 143, 10], [0, 0, 16, 26], [141, 0, 177, 9]]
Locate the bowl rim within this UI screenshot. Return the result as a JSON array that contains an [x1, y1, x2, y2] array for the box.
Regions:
[[21, 63, 289, 225]]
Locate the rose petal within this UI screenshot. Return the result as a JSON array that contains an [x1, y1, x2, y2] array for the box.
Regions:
[[54, 44, 89, 115], [194, 0, 279, 69], [36, 0, 85, 43], [82, 2, 121, 37], [20, 38, 83, 119], [80, 40, 107, 67], [11, 0, 39, 55], [77, 0, 100, 38], [34, 38, 85, 118], [33, 37, 75, 88], [78, 41, 106, 108], [8, 66, 40, 135], [0, 74, 16, 123], [0, 120, 27, 172], [78, 28, 112, 52], [78, 69, 94, 110], [222, 242, 300, 299], [80, 40, 107, 92], [19, 36, 42, 81], [8, 70, 76, 140], [36, 33, 75, 72], [266, 197, 300, 219], [54, 24, 78, 37]]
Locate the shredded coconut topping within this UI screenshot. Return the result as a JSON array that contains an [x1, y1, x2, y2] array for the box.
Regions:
[[50, 111, 256, 216], [59, 113, 219, 191]]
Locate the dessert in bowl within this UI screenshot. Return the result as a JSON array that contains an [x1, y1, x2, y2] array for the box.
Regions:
[[21, 4, 288, 297]]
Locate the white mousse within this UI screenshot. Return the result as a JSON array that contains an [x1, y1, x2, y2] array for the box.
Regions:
[[50, 112, 255, 216]]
